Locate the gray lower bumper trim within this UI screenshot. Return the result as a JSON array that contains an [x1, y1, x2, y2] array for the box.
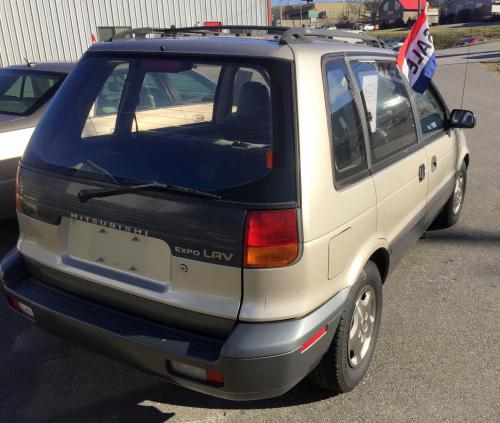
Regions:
[[1, 249, 348, 400], [223, 288, 349, 359]]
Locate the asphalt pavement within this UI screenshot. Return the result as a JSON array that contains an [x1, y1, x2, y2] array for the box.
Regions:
[[0, 44, 499, 422]]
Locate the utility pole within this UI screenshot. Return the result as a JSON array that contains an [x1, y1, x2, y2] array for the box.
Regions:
[[299, 0, 303, 27], [418, 0, 421, 17]]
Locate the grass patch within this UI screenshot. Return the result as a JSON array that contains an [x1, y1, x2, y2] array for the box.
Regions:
[[373, 24, 500, 50], [483, 61, 500, 74]]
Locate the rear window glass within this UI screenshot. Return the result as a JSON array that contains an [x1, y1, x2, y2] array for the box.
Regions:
[[23, 55, 296, 204], [0, 70, 63, 115]]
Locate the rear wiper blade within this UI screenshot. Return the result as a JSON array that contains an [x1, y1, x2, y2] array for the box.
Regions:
[[77, 182, 221, 203]]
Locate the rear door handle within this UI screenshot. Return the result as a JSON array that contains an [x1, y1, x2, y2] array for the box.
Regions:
[[418, 164, 426, 182], [431, 156, 437, 171]]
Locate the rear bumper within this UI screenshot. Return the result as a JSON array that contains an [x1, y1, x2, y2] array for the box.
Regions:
[[0, 249, 348, 401]]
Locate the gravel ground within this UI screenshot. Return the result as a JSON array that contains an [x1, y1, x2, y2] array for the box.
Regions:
[[0, 44, 499, 423]]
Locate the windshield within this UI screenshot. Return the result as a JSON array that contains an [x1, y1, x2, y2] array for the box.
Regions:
[[0, 70, 63, 115], [23, 54, 296, 204]]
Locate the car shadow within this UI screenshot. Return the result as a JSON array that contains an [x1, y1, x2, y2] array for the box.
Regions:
[[30, 370, 334, 423], [422, 228, 500, 245]]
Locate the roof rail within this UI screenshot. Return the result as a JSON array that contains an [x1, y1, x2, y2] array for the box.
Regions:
[[109, 25, 288, 41], [279, 28, 385, 48], [109, 25, 386, 49]]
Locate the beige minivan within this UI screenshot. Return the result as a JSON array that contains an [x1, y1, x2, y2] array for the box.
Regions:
[[0, 27, 474, 400]]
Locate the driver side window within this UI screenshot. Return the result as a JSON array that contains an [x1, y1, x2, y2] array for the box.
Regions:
[[412, 87, 446, 135]]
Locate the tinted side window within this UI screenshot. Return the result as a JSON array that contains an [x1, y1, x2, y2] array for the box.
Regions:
[[351, 61, 418, 165], [412, 87, 445, 135], [325, 59, 367, 181]]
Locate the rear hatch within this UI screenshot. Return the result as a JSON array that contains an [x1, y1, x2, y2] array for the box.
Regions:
[[18, 52, 297, 337]]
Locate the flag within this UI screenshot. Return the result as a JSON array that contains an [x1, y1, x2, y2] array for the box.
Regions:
[[396, 4, 436, 94]]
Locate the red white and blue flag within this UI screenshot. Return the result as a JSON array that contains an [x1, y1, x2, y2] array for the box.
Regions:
[[396, 4, 436, 94]]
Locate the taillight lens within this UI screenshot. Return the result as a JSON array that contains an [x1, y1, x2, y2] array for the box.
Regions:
[[244, 209, 299, 268], [15, 165, 20, 211]]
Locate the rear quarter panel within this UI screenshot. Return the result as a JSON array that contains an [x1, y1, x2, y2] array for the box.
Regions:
[[240, 48, 386, 322]]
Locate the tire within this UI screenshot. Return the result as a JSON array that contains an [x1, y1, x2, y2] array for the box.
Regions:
[[429, 162, 467, 230], [308, 261, 382, 394]]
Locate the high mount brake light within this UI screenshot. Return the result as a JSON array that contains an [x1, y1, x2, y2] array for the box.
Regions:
[[244, 209, 299, 268]]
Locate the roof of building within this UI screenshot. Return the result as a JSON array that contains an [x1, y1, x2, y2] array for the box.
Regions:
[[398, 0, 420, 10], [4, 62, 75, 74]]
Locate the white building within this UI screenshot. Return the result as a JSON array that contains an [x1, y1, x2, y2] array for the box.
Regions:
[[0, 0, 271, 67]]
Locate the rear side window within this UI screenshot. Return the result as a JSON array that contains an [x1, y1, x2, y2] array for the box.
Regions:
[[351, 61, 418, 165], [411, 86, 446, 135], [325, 59, 367, 182], [0, 70, 63, 115], [23, 55, 297, 204]]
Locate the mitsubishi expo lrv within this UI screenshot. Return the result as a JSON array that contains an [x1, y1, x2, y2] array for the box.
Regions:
[[0, 27, 475, 400]]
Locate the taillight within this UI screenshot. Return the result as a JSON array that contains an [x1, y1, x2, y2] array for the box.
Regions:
[[244, 209, 299, 268], [15, 165, 20, 211]]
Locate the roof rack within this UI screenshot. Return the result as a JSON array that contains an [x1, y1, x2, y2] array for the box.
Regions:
[[109, 25, 386, 49], [109, 26, 287, 41], [279, 28, 386, 48]]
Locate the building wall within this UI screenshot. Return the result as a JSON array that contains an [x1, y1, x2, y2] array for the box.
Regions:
[[0, 0, 269, 67], [443, 0, 492, 16], [275, 1, 367, 25]]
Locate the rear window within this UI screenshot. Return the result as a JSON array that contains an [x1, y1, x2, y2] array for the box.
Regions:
[[23, 54, 296, 204], [0, 69, 63, 115]]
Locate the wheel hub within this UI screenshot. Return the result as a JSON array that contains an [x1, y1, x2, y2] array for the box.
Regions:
[[348, 286, 376, 368]]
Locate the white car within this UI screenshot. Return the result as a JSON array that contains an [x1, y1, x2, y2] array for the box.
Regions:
[[0, 62, 74, 219], [362, 23, 375, 31], [322, 24, 337, 31]]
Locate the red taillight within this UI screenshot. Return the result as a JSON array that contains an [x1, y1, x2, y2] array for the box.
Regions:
[[244, 209, 299, 268], [15, 165, 20, 211]]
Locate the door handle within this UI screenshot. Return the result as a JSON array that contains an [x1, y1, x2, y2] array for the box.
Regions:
[[431, 156, 437, 171], [418, 164, 426, 182]]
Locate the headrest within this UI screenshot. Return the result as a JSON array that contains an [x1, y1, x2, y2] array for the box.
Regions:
[[236, 81, 270, 119]]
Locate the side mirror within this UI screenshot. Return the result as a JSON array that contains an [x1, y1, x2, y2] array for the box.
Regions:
[[449, 109, 476, 129]]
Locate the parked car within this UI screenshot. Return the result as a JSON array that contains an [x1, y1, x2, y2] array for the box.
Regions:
[[0, 62, 74, 219], [0, 26, 473, 401], [322, 24, 338, 31], [452, 36, 487, 47], [362, 23, 375, 31], [385, 36, 405, 51], [481, 14, 496, 22]]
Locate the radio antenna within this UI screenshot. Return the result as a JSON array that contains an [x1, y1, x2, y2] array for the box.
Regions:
[[460, 43, 471, 108]]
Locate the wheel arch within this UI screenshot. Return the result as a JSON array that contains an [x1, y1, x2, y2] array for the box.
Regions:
[[463, 153, 470, 168], [368, 248, 390, 284]]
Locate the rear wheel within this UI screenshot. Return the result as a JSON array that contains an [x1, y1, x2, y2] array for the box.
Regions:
[[308, 261, 382, 394], [429, 162, 467, 230]]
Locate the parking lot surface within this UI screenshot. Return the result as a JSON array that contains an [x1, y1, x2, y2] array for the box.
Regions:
[[0, 45, 499, 422]]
